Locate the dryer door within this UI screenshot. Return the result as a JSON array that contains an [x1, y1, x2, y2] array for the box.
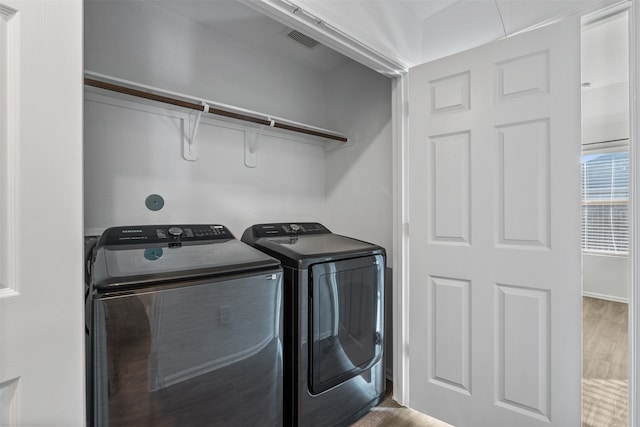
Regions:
[[308, 254, 384, 395]]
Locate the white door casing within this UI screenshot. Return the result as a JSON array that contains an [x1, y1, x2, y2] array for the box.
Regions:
[[632, 3, 640, 426], [0, 0, 84, 425], [408, 18, 582, 427]]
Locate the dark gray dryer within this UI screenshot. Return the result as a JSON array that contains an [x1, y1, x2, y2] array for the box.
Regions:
[[242, 222, 385, 427], [86, 224, 283, 427]]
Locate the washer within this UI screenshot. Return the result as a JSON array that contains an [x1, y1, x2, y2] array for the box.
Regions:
[[86, 224, 283, 427], [242, 222, 385, 427]]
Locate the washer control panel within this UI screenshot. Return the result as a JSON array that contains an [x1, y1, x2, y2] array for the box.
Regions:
[[251, 222, 330, 238], [102, 224, 233, 246]]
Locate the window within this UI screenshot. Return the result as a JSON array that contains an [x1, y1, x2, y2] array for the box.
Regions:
[[581, 148, 629, 254]]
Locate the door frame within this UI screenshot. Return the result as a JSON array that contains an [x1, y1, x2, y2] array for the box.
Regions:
[[579, 3, 638, 426], [630, 2, 639, 425], [391, 74, 410, 403]]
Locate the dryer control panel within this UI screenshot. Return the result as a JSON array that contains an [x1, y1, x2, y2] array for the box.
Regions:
[[101, 224, 234, 246], [251, 222, 330, 238]]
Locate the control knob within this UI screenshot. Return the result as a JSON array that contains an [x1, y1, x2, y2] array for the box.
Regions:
[[168, 226, 184, 237]]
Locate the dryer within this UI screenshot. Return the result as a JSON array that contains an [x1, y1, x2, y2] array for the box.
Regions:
[[242, 222, 385, 426], [86, 224, 283, 427]]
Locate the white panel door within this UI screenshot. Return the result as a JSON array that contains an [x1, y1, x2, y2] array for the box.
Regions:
[[0, 0, 84, 425], [408, 18, 581, 427]]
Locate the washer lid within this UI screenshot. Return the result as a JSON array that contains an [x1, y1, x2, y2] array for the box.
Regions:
[[251, 234, 384, 265], [91, 228, 280, 290]]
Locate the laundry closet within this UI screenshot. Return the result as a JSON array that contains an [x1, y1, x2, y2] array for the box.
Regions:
[[83, 0, 393, 255], [83, 1, 394, 423]]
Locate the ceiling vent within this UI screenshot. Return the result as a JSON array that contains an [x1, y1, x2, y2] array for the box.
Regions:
[[284, 28, 320, 49]]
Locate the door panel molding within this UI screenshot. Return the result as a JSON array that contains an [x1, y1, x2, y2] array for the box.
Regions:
[[429, 71, 471, 115], [495, 50, 550, 102], [429, 131, 472, 245], [429, 276, 471, 394], [495, 119, 550, 249], [494, 284, 550, 420]]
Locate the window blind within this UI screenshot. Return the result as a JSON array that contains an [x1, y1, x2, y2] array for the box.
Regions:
[[581, 150, 629, 254]]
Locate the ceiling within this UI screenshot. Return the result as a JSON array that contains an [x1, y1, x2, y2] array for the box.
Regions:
[[399, 0, 458, 21], [154, 0, 627, 77]]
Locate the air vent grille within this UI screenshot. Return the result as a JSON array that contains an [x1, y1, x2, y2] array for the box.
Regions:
[[285, 29, 320, 49]]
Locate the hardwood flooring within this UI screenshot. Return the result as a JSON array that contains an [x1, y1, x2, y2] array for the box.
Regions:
[[351, 382, 452, 427], [583, 296, 628, 380], [353, 297, 628, 427], [582, 296, 628, 427]]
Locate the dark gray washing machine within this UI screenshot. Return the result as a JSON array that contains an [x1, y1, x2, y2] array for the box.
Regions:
[[242, 222, 385, 427], [86, 224, 283, 427]]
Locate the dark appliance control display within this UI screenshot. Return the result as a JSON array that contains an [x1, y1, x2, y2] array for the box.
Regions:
[[101, 224, 234, 246], [251, 222, 330, 238]]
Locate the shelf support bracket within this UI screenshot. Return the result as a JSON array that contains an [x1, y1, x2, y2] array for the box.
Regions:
[[182, 102, 209, 161], [244, 128, 261, 168]]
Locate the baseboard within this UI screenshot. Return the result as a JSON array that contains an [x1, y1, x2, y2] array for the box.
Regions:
[[583, 291, 628, 304]]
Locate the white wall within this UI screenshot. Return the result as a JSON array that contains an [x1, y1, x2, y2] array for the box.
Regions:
[[582, 81, 629, 143], [84, 1, 393, 257], [324, 61, 393, 263], [582, 253, 628, 302], [85, 0, 328, 128], [582, 11, 629, 144], [84, 95, 326, 238]]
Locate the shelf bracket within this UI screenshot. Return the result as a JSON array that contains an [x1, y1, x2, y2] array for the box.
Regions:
[[244, 128, 261, 168], [182, 102, 209, 161]]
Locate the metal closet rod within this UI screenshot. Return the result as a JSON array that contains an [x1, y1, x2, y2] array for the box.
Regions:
[[84, 78, 348, 143]]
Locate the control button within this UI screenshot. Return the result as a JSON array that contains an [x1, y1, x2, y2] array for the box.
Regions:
[[168, 226, 184, 237]]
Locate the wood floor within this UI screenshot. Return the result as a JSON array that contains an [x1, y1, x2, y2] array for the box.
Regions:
[[353, 297, 628, 427], [351, 382, 452, 427], [583, 296, 628, 380], [582, 296, 628, 427]]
